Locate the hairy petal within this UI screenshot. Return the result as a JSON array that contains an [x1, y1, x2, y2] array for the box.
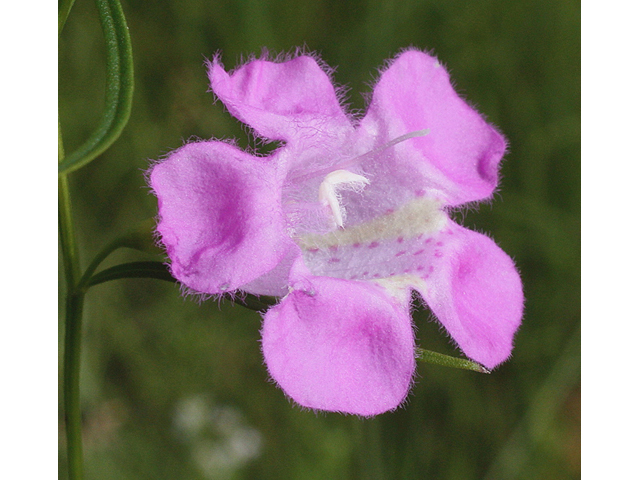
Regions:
[[415, 222, 523, 369], [262, 273, 415, 416], [360, 49, 506, 205], [208, 55, 352, 143], [150, 141, 294, 294]]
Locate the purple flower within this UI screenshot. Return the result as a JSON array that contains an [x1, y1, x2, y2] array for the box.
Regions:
[[149, 49, 524, 416]]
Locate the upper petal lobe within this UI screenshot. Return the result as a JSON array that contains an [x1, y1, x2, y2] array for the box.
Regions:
[[209, 55, 352, 143], [360, 49, 506, 205]]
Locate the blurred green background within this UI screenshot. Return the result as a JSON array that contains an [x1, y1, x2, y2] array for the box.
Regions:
[[58, 0, 580, 478]]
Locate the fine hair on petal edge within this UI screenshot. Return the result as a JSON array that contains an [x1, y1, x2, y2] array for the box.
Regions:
[[258, 309, 417, 418], [177, 283, 255, 309], [205, 46, 357, 126], [363, 45, 509, 176]]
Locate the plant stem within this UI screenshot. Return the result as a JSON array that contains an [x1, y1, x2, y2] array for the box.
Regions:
[[59, 178, 80, 288], [63, 292, 85, 480], [59, 119, 85, 480]]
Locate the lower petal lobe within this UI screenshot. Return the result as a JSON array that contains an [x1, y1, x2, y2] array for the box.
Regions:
[[415, 222, 523, 369], [262, 274, 415, 416]]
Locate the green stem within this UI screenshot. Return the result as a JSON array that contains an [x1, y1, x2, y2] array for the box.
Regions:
[[63, 292, 86, 480], [59, 120, 81, 287], [59, 181, 81, 288], [59, 120, 85, 480]]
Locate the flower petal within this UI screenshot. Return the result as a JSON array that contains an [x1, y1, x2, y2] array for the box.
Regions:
[[414, 223, 523, 369], [149, 141, 295, 294], [360, 49, 506, 205], [297, 195, 449, 281], [240, 247, 298, 297], [208, 55, 352, 142], [262, 273, 415, 416]]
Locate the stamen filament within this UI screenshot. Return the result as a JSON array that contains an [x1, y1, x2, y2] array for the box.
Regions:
[[290, 129, 430, 183], [341, 128, 430, 171]]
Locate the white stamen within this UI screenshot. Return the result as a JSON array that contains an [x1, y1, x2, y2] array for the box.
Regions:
[[318, 170, 370, 228]]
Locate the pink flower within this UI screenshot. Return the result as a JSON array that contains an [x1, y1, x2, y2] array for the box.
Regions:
[[149, 49, 524, 416]]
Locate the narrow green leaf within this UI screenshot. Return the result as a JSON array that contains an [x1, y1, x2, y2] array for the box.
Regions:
[[224, 293, 278, 312], [77, 218, 164, 291], [85, 261, 277, 312], [416, 347, 490, 373], [87, 261, 176, 287], [63, 293, 86, 480], [58, 0, 134, 174]]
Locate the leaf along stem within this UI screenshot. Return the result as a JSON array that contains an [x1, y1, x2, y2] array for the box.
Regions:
[[76, 219, 164, 292], [85, 261, 278, 312], [62, 292, 86, 480], [416, 347, 490, 373], [86, 261, 176, 287], [58, 0, 134, 175]]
